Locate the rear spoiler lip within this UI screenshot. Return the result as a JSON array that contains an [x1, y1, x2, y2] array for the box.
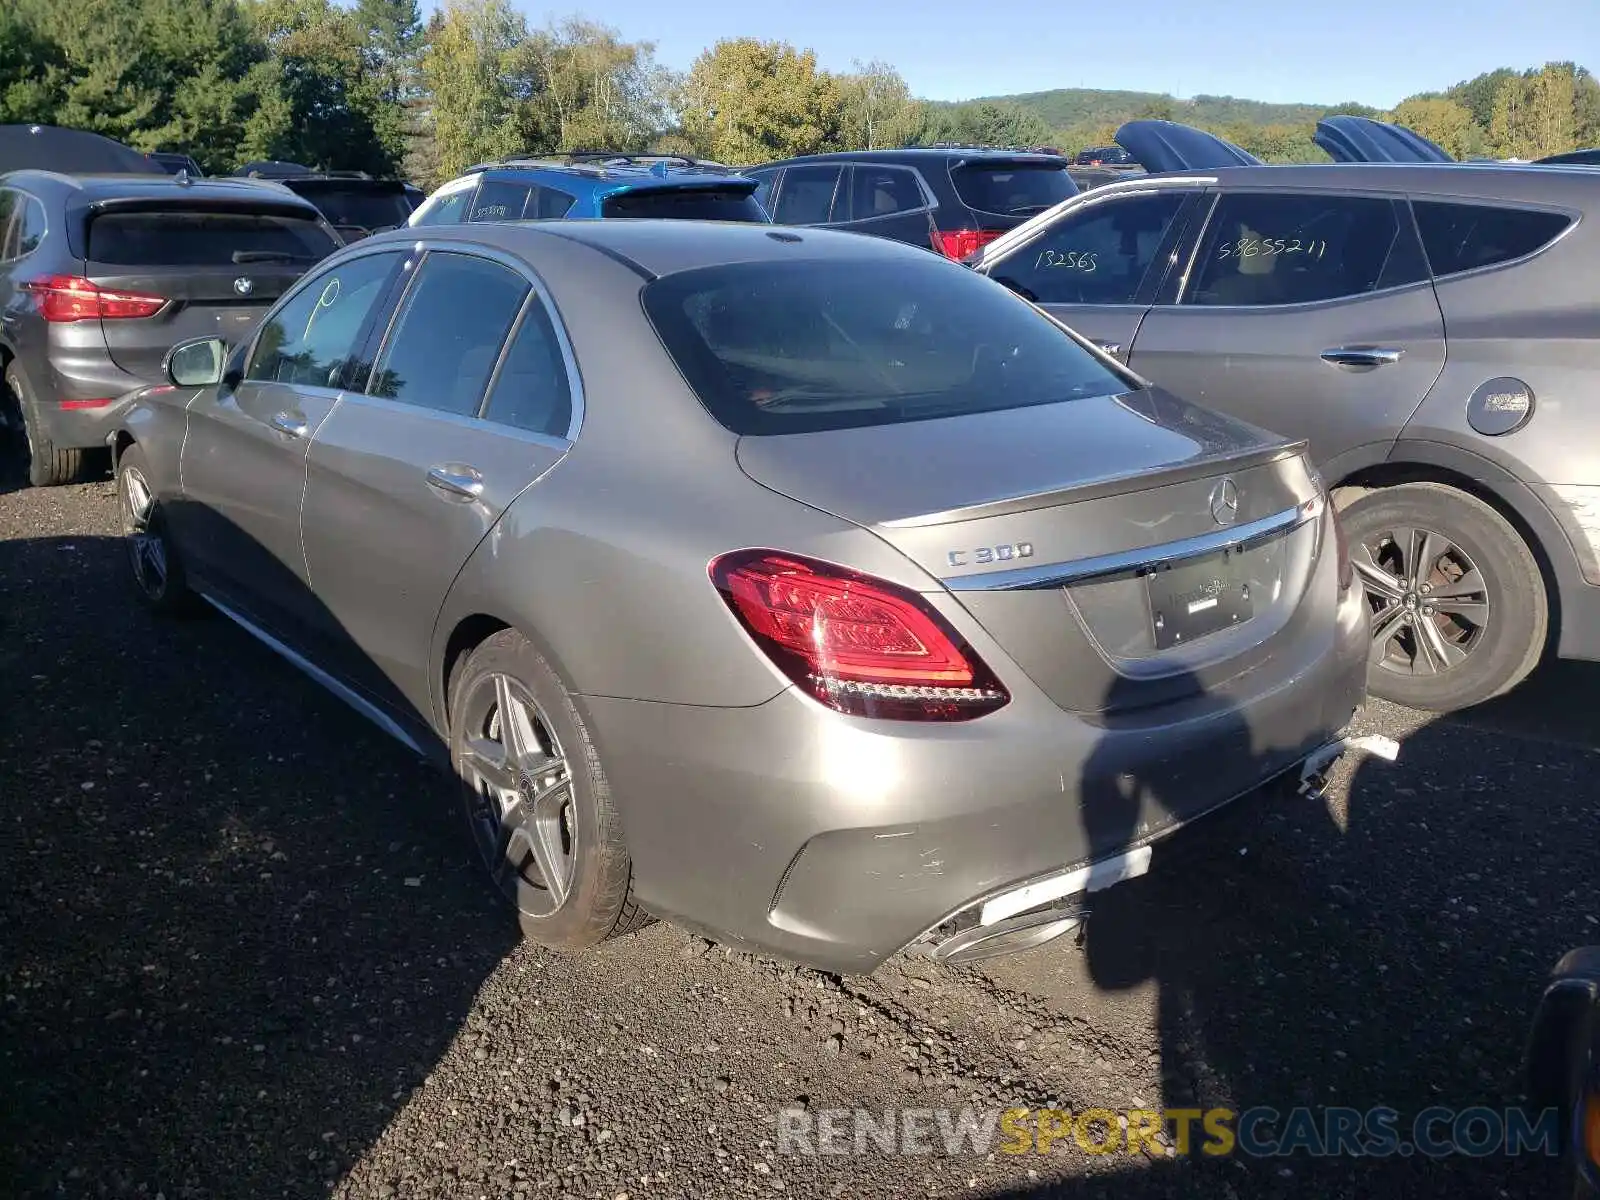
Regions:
[[75, 194, 323, 220], [879, 437, 1310, 529]]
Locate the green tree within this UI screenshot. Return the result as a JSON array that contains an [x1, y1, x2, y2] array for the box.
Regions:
[[510, 17, 668, 153], [678, 39, 842, 164], [837, 60, 924, 149], [1489, 74, 1533, 157], [0, 6, 66, 123], [1526, 62, 1578, 157], [417, 0, 525, 181], [1391, 97, 1476, 158], [925, 100, 1052, 147], [1448, 67, 1519, 129]]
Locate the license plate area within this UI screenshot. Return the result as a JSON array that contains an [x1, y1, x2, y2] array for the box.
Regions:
[[1146, 549, 1253, 650]]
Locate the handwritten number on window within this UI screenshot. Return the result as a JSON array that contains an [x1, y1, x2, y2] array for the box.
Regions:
[[1217, 237, 1327, 261], [1033, 249, 1098, 272]]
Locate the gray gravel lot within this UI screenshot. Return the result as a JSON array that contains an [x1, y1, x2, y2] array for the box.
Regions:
[[2, 456, 1597, 1200]]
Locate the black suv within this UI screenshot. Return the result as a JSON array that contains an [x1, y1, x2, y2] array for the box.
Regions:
[[0, 170, 341, 485], [233, 163, 423, 243], [744, 148, 1078, 260]]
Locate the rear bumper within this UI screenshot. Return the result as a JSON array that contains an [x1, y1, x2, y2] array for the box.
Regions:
[[18, 351, 142, 451], [584, 576, 1369, 975]]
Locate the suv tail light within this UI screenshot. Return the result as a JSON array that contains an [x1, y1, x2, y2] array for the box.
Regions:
[[23, 275, 167, 322], [932, 229, 1003, 262], [709, 550, 1009, 721]]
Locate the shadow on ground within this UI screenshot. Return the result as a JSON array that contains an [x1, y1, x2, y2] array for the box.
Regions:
[[0, 529, 519, 1197]]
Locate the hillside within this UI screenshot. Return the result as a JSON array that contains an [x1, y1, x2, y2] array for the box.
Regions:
[[936, 88, 1336, 131]]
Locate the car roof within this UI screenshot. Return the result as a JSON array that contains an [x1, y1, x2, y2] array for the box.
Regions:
[[0, 168, 324, 210], [465, 156, 751, 191], [749, 148, 1066, 170], [376, 217, 943, 280]]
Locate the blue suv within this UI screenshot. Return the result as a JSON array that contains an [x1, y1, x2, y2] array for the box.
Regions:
[[409, 153, 769, 227]]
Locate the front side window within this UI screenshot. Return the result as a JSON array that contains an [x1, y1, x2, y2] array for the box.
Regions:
[[987, 192, 1189, 306], [244, 251, 401, 388], [470, 179, 532, 223], [368, 251, 529, 416], [483, 300, 574, 438], [1185, 192, 1426, 307], [1411, 200, 1572, 278], [846, 166, 926, 222], [641, 257, 1128, 436], [771, 165, 842, 225]]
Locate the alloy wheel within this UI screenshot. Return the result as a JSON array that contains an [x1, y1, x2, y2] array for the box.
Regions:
[[1352, 525, 1489, 679], [118, 465, 169, 596], [458, 673, 577, 917]]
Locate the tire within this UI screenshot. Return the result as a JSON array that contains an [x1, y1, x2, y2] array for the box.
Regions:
[[448, 628, 650, 950], [115, 443, 202, 616], [1340, 482, 1546, 712], [5, 364, 86, 487]]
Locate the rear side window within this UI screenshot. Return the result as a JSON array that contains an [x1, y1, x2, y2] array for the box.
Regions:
[[470, 179, 532, 222], [369, 251, 530, 416], [988, 192, 1189, 306], [483, 300, 574, 438], [15, 195, 46, 256], [950, 161, 1076, 217], [601, 188, 766, 222], [1186, 193, 1426, 307], [846, 166, 926, 221], [745, 168, 779, 211], [87, 209, 339, 266], [1411, 201, 1572, 277], [772, 165, 842, 225], [641, 257, 1127, 436], [530, 186, 576, 218]]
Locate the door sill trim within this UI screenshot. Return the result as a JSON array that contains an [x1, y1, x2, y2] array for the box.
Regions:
[[200, 591, 427, 757]]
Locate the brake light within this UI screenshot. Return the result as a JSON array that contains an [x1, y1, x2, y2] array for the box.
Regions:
[[23, 275, 167, 322], [709, 549, 1009, 721], [932, 229, 1003, 261], [1585, 1085, 1599, 1169]]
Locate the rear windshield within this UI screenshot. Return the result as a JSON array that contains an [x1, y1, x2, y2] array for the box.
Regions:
[[601, 188, 767, 222], [950, 161, 1076, 217], [87, 210, 340, 266], [287, 185, 414, 233], [641, 257, 1126, 436]]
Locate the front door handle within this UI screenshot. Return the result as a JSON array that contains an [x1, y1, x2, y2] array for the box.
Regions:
[[425, 464, 485, 501], [270, 411, 309, 438], [1091, 339, 1123, 358], [1320, 347, 1405, 368]]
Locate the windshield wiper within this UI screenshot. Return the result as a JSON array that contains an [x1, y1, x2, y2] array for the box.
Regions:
[[232, 250, 312, 264]]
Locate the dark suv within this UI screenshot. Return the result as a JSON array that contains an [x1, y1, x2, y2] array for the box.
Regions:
[[0, 171, 341, 485], [744, 148, 1079, 260], [233, 163, 423, 242]]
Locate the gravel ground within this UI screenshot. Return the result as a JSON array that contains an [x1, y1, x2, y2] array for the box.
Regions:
[[2, 458, 1597, 1200]]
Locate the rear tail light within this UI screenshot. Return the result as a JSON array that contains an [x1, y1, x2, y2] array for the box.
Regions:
[[22, 275, 167, 322], [709, 549, 1009, 721], [1584, 1084, 1600, 1169], [932, 229, 1003, 262], [58, 398, 114, 410]]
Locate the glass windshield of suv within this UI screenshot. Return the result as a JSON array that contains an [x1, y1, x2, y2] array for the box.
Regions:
[[600, 187, 767, 222], [642, 257, 1126, 435], [289, 185, 415, 232], [950, 161, 1076, 216], [87, 210, 340, 265]]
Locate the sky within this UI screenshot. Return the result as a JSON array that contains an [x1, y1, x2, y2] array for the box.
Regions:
[[424, 0, 1597, 109]]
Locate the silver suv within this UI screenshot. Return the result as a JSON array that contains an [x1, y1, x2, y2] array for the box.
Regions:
[[972, 133, 1600, 713]]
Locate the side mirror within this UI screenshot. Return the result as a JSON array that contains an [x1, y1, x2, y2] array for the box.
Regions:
[[164, 337, 227, 388]]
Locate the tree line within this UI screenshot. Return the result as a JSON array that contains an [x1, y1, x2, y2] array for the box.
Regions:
[[0, 0, 1595, 188]]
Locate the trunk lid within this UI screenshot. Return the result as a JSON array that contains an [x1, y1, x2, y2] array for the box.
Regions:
[[80, 198, 341, 381], [736, 389, 1328, 713]]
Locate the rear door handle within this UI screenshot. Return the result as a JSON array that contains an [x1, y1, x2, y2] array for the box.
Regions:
[[425, 464, 485, 501], [270, 411, 309, 438], [1320, 347, 1405, 367]]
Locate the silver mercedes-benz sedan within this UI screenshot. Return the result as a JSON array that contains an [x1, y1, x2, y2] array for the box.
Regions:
[[110, 219, 1370, 974]]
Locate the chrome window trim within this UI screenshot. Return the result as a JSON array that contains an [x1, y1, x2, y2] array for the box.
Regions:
[[360, 240, 586, 445], [942, 497, 1322, 592], [976, 176, 1215, 268]]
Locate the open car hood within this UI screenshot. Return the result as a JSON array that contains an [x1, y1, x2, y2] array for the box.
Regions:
[[0, 124, 153, 175], [1313, 116, 1453, 163], [1112, 120, 1262, 174]]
